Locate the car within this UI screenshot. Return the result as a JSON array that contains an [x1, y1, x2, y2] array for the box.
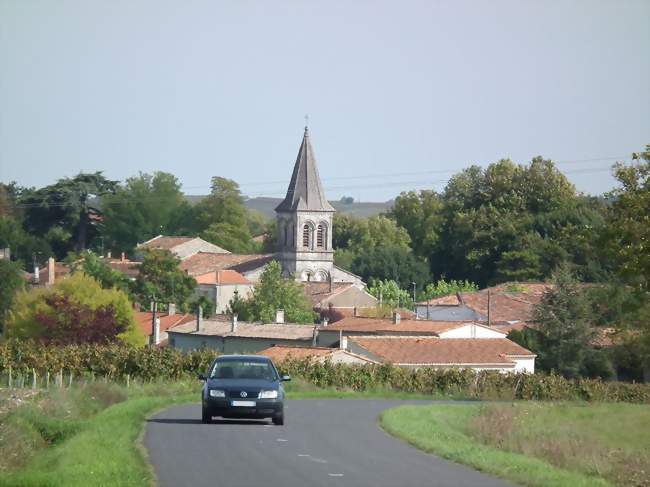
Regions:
[[199, 355, 290, 425]]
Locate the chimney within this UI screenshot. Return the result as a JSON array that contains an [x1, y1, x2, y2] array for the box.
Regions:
[[168, 303, 176, 316], [339, 332, 348, 350], [152, 317, 160, 345], [392, 311, 401, 324], [121, 252, 126, 262], [47, 257, 55, 286], [231, 314, 238, 333], [275, 309, 285, 324], [353, 306, 358, 317], [195, 305, 203, 332], [33, 265, 40, 284], [107, 251, 111, 259], [322, 317, 329, 327]]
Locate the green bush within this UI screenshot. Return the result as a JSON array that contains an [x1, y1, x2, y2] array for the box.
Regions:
[[1, 341, 649, 403]]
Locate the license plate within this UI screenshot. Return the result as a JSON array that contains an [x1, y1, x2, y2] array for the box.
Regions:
[[231, 400, 256, 407]]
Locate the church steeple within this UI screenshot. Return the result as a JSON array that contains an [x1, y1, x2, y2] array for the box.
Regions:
[[275, 127, 336, 212]]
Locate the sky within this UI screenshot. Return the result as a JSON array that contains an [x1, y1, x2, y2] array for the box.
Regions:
[[0, 0, 648, 202]]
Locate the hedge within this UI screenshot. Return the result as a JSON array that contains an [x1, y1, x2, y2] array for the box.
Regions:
[[1, 341, 648, 403]]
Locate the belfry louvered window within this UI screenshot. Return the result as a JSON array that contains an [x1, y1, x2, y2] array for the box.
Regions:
[[316, 224, 325, 248], [303, 224, 311, 248]]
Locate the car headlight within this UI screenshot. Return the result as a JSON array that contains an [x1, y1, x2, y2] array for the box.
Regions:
[[209, 389, 226, 398], [258, 390, 278, 399]]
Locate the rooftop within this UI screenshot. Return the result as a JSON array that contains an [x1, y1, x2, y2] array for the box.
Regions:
[[139, 235, 195, 250], [135, 312, 195, 337], [168, 320, 315, 341], [180, 252, 274, 276], [195, 269, 251, 285], [349, 337, 535, 365], [321, 316, 477, 335]]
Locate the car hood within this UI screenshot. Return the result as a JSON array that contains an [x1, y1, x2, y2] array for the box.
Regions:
[[206, 378, 279, 390]]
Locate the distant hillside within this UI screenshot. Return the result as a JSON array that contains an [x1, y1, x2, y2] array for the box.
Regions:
[[183, 195, 393, 219]]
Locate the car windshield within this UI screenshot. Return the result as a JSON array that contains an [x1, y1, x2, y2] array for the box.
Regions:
[[210, 360, 278, 381]]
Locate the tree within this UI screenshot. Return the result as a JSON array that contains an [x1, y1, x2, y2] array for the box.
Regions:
[[201, 222, 256, 254], [229, 261, 316, 324], [349, 215, 411, 251], [351, 245, 430, 290], [0, 259, 25, 332], [528, 267, 606, 378], [605, 146, 650, 290], [102, 172, 186, 253], [420, 279, 478, 301], [131, 249, 196, 308], [20, 172, 117, 254], [70, 251, 130, 292], [367, 279, 411, 308], [5, 273, 142, 346], [194, 177, 248, 231], [390, 190, 443, 257]]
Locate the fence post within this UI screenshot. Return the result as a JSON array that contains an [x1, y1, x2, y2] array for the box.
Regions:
[[126, 374, 130, 388], [8, 366, 12, 388], [59, 369, 63, 388], [68, 372, 73, 388], [32, 368, 36, 389], [46, 371, 50, 389]]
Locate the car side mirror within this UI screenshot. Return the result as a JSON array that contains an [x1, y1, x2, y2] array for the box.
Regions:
[[281, 375, 291, 382], [198, 374, 207, 381]]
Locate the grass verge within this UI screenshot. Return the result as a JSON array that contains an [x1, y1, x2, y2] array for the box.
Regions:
[[380, 402, 650, 487]]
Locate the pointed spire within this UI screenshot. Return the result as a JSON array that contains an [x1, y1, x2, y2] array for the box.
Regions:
[[275, 128, 335, 213]]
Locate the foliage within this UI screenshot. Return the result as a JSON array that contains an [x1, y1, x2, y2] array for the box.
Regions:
[[367, 279, 411, 308], [5, 273, 142, 346], [101, 172, 186, 253], [189, 295, 215, 318], [420, 279, 478, 301], [351, 245, 430, 290], [19, 172, 118, 255], [70, 251, 130, 292], [390, 189, 443, 257], [1, 342, 650, 403], [131, 249, 196, 309], [0, 259, 25, 332], [605, 146, 650, 290], [228, 261, 316, 324], [201, 222, 256, 253]]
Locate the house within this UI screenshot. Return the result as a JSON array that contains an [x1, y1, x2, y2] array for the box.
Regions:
[[135, 307, 195, 346], [167, 313, 316, 354], [303, 282, 378, 322], [346, 336, 536, 373], [194, 269, 254, 313], [32, 258, 71, 287], [258, 345, 377, 365], [102, 252, 140, 280], [137, 235, 230, 260], [416, 282, 552, 331], [316, 314, 507, 347]]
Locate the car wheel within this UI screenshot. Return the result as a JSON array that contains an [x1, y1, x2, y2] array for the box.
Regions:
[[272, 413, 284, 426], [202, 407, 212, 424]]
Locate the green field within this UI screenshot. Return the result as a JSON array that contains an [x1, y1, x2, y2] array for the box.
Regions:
[[381, 402, 650, 487]]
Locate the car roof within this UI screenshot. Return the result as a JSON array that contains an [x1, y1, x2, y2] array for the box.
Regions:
[[215, 354, 271, 362]]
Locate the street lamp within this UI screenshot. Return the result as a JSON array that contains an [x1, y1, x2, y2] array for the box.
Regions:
[[411, 282, 417, 308]]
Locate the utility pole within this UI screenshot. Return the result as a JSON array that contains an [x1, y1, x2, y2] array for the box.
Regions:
[[150, 295, 157, 347], [411, 282, 417, 313]]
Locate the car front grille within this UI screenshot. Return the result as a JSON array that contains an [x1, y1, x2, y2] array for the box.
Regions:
[[228, 390, 260, 399]]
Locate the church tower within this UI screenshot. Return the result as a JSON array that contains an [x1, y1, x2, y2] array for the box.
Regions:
[[275, 127, 335, 282]]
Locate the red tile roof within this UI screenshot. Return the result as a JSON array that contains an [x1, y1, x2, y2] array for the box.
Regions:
[[322, 316, 471, 335], [350, 337, 535, 365], [302, 282, 354, 306], [180, 252, 274, 276], [258, 346, 337, 361], [196, 269, 251, 285], [135, 312, 195, 337]]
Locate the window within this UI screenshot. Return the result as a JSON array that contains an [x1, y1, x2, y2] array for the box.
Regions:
[[303, 224, 311, 248], [317, 224, 325, 248]]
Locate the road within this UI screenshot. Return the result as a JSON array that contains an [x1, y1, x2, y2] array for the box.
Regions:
[[145, 399, 511, 487]]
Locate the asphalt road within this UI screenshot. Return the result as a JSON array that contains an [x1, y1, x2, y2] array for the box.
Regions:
[[145, 400, 512, 487]]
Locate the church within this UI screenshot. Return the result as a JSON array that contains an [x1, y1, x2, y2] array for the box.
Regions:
[[274, 126, 363, 285]]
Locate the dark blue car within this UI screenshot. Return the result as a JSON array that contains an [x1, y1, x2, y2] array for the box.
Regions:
[[199, 355, 290, 425]]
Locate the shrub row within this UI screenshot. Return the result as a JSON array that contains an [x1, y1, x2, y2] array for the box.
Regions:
[[1, 341, 648, 403]]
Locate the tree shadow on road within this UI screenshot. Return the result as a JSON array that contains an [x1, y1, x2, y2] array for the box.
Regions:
[[148, 418, 270, 425]]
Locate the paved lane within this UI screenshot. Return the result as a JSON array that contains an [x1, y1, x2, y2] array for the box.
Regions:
[[145, 400, 511, 487]]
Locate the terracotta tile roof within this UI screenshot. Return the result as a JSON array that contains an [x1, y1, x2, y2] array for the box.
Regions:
[[168, 320, 314, 340], [37, 262, 71, 284], [135, 312, 195, 337], [106, 259, 140, 278], [350, 337, 535, 365], [322, 316, 471, 335], [180, 252, 274, 276], [139, 235, 195, 250], [195, 269, 252, 285], [418, 294, 461, 306], [302, 282, 354, 306]]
